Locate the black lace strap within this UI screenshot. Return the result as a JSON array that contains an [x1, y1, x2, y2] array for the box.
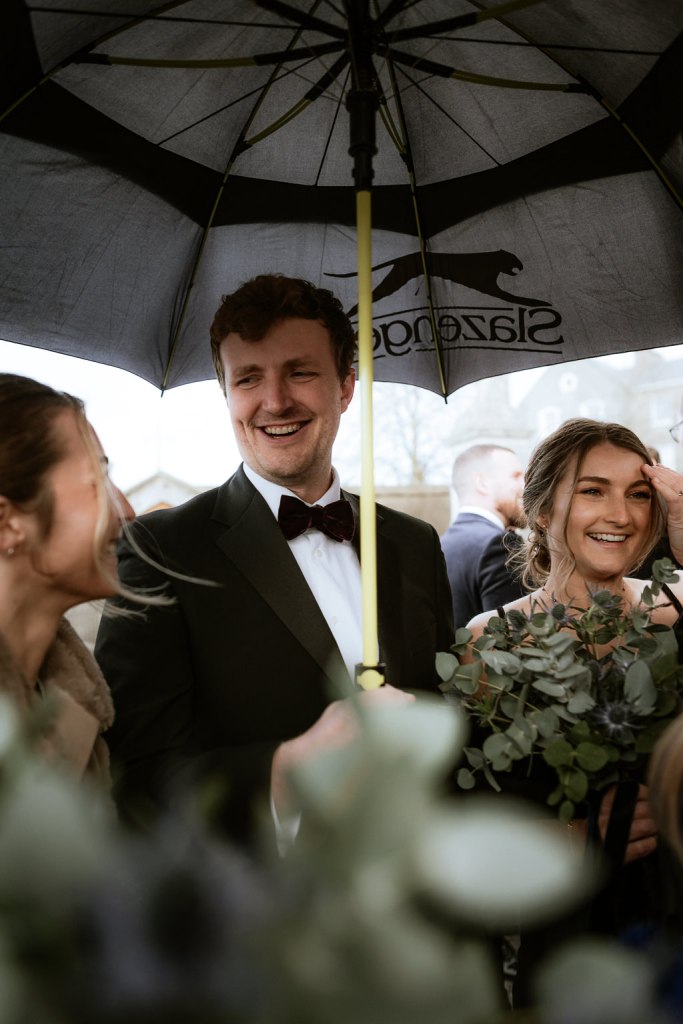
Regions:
[[662, 582, 683, 617]]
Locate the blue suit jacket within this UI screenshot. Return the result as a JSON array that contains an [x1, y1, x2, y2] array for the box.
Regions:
[[440, 513, 524, 630]]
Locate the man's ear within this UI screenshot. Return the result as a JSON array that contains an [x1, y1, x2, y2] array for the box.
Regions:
[[340, 368, 355, 412], [474, 472, 491, 497]]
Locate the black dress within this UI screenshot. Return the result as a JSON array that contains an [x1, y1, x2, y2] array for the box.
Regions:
[[512, 582, 683, 1006]]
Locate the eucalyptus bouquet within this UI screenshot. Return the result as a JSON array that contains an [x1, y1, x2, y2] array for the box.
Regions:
[[437, 559, 683, 822]]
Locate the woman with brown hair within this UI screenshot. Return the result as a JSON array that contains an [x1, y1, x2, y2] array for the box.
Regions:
[[0, 372, 136, 784], [461, 417, 683, 1000]]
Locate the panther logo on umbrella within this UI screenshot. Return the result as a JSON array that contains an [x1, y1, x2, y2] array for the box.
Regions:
[[327, 249, 550, 318]]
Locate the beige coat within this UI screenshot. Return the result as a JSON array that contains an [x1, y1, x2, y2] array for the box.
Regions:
[[0, 618, 114, 786]]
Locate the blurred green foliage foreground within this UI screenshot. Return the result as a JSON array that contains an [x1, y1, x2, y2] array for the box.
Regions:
[[0, 693, 671, 1024]]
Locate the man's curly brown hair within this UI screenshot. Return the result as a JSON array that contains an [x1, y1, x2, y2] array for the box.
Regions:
[[210, 274, 357, 392]]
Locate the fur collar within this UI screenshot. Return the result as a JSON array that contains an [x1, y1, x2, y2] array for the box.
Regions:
[[0, 618, 113, 782]]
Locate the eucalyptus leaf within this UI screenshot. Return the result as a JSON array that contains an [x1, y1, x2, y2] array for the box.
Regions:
[[552, 703, 580, 724], [543, 740, 574, 768], [532, 679, 569, 698], [567, 691, 596, 714], [464, 747, 485, 768], [482, 733, 511, 761], [480, 649, 522, 676], [574, 742, 609, 772], [543, 632, 578, 653], [500, 695, 522, 719], [482, 763, 502, 792], [624, 661, 657, 714], [557, 663, 593, 681], [435, 575, 683, 823], [492, 752, 514, 770], [435, 651, 459, 683], [486, 670, 514, 694], [447, 662, 483, 696], [457, 768, 476, 790], [413, 803, 589, 930], [529, 708, 560, 738], [569, 720, 592, 742], [362, 697, 466, 779], [506, 722, 534, 756], [651, 557, 680, 582], [563, 768, 589, 802], [558, 800, 576, 823]]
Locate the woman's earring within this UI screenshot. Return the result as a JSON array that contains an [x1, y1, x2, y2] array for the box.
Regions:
[[4, 547, 15, 557]]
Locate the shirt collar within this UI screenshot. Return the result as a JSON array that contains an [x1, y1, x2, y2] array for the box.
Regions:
[[243, 463, 342, 520], [457, 505, 505, 531]]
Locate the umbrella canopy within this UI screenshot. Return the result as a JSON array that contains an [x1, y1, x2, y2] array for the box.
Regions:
[[1, 0, 682, 396]]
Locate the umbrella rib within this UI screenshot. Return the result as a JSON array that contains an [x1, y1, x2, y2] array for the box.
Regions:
[[28, 6, 302, 29], [251, 0, 347, 40], [238, 53, 350, 151], [390, 61, 502, 167], [155, 53, 340, 146], [381, 56, 448, 399], [1, 0, 190, 122], [73, 40, 344, 70], [374, 0, 415, 32], [463, 0, 683, 209], [382, 45, 589, 92], [413, 35, 664, 57], [313, 63, 352, 186], [382, 0, 543, 44], [160, 8, 348, 389], [596, 94, 683, 211]]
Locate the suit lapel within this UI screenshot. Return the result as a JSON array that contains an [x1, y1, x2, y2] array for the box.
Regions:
[[213, 470, 350, 689]]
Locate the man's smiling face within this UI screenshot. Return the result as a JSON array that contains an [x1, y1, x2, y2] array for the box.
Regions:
[[220, 317, 355, 504]]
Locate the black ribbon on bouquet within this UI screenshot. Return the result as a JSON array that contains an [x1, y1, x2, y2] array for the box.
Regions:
[[589, 779, 641, 933]]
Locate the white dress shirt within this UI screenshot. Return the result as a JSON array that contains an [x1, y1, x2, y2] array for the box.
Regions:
[[243, 463, 364, 683], [243, 464, 366, 852]]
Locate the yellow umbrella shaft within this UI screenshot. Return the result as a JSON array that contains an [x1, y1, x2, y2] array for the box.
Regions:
[[356, 189, 383, 690]]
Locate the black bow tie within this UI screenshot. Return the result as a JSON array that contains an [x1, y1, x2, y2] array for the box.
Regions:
[[278, 495, 355, 543]]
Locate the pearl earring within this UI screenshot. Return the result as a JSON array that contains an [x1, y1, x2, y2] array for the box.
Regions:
[[5, 547, 15, 557]]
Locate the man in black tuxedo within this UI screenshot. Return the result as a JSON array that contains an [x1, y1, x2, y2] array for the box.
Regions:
[[96, 275, 453, 844], [441, 444, 526, 630]]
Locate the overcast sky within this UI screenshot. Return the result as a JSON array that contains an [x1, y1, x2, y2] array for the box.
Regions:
[[0, 339, 241, 491], [3, 338, 681, 495], [0, 337, 399, 492]]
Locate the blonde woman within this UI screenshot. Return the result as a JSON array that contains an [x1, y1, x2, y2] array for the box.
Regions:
[[0, 373, 136, 784]]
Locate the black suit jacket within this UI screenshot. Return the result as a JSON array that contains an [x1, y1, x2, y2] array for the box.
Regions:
[[95, 467, 453, 842], [440, 513, 524, 630]]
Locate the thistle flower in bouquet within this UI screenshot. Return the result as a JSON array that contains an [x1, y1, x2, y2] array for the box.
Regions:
[[437, 559, 683, 822]]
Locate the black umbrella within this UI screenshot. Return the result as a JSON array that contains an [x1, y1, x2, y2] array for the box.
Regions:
[[1, 0, 681, 394], [1, 0, 682, 684]]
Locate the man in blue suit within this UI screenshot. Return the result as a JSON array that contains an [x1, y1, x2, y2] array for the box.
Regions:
[[441, 444, 526, 631]]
